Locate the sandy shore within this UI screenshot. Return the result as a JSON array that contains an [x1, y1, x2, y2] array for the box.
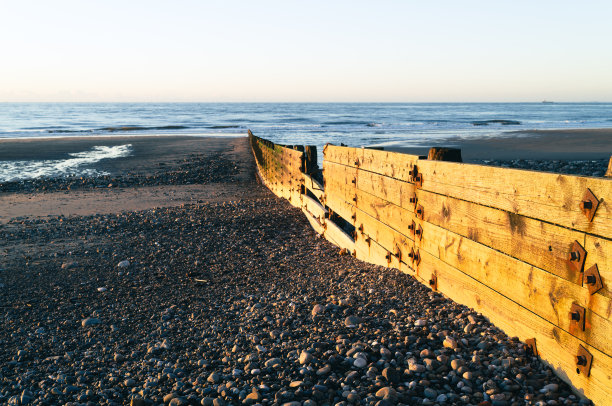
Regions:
[[0, 135, 247, 175], [387, 128, 612, 161]]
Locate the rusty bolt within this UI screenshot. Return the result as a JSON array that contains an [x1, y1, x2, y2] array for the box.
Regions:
[[576, 355, 587, 366], [351, 214, 356, 220], [358, 224, 364, 233], [385, 253, 391, 260], [585, 275, 597, 285], [408, 224, 414, 230], [352, 196, 357, 202], [416, 208, 423, 215], [429, 278, 435, 286], [580, 200, 593, 210], [570, 251, 580, 261], [571, 311, 581, 322], [351, 178, 356, 184], [409, 197, 417, 203], [415, 229, 421, 235]]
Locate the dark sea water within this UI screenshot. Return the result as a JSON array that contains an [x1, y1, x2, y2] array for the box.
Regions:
[[1, 102, 611, 181]]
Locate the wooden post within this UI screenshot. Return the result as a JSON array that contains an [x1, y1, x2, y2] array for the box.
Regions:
[[427, 147, 462, 162], [606, 156, 612, 177], [304, 146, 317, 174]]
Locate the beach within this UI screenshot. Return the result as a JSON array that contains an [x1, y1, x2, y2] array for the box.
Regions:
[[0, 134, 600, 405]]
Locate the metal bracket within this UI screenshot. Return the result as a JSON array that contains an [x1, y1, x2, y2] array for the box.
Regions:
[[408, 248, 421, 266], [525, 338, 538, 357], [410, 165, 423, 188], [365, 236, 371, 247], [415, 204, 424, 220], [579, 188, 599, 222], [408, 220, 416, 237], [409, 195, 418, 208], [393, 248, 402, 262], [428, 274, 437, 290], [569, 303, 586, 333], [358, 224, 364, 234], [576, 345, 593, 377], [583, 264, 603, 295], [415, 224, 423, 241], [567, 240, 587, 276]]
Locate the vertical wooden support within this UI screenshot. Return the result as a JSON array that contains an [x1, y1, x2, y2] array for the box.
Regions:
[[427, 147, 463, 162], [605, 156, 612, 177], [304, 146, 318, 175]]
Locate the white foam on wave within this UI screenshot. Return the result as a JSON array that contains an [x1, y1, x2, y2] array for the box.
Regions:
[[0, 144, 133, 183]]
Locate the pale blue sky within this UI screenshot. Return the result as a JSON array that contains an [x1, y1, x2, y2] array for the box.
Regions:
[[1, 0, 611, 102]]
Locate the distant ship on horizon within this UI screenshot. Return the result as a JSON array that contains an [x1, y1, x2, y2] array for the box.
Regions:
[[542, 100, 554, 104]]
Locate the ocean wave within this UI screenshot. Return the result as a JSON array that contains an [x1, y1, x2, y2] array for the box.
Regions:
[[99, 125, 190, 132], [0, 144, 132, 183], [207, 125, 242, 129]]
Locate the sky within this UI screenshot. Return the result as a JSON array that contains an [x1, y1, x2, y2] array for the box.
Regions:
[[1, 0, 611, 102]]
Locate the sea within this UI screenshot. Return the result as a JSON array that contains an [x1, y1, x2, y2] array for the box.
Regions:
[[1, 102, 611, 182]]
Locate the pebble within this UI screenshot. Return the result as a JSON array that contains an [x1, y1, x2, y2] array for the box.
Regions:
[[311, 303, 325, 316], [443, 336, 458, 349], [117, 260, 130, 268], [353, 357, 368, 368], [81, 317, 101, 327], [345, 315, 362, 327], [299, 351, 313, 364]]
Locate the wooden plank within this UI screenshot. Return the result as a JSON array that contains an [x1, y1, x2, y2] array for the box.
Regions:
[[416, 219, 612, 355], [415, 188, 595, 293], [417, 159, 612, 237], [324, 145, 420, 181], [324, 161, 415, 210], [303, 194, 327, 221], [354, 206, 413, 267], [418, 249, 612, 405], [303, 173, 325, 202], [323, 145, 363, 166], [323, 191, 355, 226], [323, 218, 356, 253], [302, 207, 324, 235]]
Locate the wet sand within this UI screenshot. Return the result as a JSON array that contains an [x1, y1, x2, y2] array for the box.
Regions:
[[387, 128, 612, 161]]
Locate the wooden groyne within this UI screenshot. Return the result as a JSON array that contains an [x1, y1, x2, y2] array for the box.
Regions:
[[248, 130, 612, 405]]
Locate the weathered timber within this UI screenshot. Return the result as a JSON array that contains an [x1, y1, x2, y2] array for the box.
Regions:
[[427, 147, 462, 162], [418, 249, 612, 406], [324, 145, 419, 182], [303, 173, 325, 202], [323, 218, 356, 254], [302, 194, 327, 222], [301, 207, 324, 235], [415, 188, 597, 293], [304, 146, 318, 174], [606, 156, 612, 177], [323, 161, 415, 210], [417, 159, 612, 237], [416, 219, 612, 355]]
